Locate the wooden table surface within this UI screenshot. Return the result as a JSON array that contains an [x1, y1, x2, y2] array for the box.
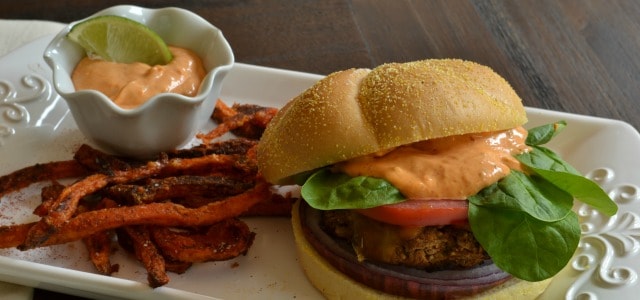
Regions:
[[1, 0, 639, 299]]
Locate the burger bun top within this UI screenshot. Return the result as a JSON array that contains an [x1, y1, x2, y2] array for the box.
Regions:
[[257, 59, 527, 184]]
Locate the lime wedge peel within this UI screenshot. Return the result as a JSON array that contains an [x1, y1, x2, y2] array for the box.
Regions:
[[66, 15, 173, 66]]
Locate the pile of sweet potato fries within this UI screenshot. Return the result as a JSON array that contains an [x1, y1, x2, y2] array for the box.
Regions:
[[0, 100, 294, 287]]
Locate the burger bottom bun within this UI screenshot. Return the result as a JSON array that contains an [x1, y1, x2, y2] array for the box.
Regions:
[[291, 200, 552, 299]]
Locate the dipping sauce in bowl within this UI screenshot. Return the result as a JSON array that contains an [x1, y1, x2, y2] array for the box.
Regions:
[[44, 5, 234, 158], [72, 46, 206, 109]]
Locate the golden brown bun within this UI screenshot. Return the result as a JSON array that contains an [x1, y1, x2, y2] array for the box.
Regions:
[[258, 59, 527, 184], [290, 200, 551, 299]]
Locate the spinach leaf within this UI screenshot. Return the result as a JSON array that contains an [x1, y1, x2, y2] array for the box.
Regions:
[[522, 164, 618, 216], [468, 121, 617, 281], [469, 171, 573, 222], [517, 146, 617, 217], [526, 121, 567, 146], [301, 169, 405, 210], [517, 146, 580, 174], [469, 203, 580, 281]]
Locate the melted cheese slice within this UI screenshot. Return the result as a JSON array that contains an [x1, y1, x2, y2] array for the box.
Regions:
[[334, 127, 530, 199]]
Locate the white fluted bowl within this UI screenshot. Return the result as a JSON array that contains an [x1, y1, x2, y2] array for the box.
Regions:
[[44, 5, 234, 158]]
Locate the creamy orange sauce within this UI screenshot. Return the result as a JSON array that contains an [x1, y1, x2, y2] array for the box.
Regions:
[[334, 127, 530, 199], [71, 46, 206, 109]]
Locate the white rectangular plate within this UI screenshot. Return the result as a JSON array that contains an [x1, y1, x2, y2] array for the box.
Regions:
[[1, 35, 639, 300]]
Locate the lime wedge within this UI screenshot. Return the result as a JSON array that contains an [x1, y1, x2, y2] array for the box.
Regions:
[[67, 15, 173, 65]]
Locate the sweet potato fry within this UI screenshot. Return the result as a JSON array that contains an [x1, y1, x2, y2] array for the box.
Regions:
[[0, 223, 30, 247], [211, 98, 237, 120], [33, 181, 65, 217], [120, 225, 169, 287], [0, 160, 87, 198], [105, 175, 254, 205], [240, 191, 297, 217], [150, 218, 255, 263], [21, 153, 248, 250], [5, 182, 270, 249], [73, 144, 132, 174], [198, 100, 278, 142], [198, 113, 250, 143], [163, 258, 192, 274], [83, 230, 117, 275], [0, 101, 291, 287], [166, 138, 257, 159], [21, 173, 111, 249], [81, 198, 119, 275], [117, 226, 193, 278], [225, 103, 278, 139]]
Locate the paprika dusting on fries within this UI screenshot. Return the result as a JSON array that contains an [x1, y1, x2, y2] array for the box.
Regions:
[[0, 100, 295, 287]]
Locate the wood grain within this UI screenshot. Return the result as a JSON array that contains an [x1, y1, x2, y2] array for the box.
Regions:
[[2, 0, 637, 129]]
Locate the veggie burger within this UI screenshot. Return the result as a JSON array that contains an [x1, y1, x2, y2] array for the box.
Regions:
[[257, 59, 616, 299]]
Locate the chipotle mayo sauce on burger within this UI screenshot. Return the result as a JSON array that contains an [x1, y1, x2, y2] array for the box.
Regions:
[[71, 46, 206, 109], [334, 126, 530, 199]]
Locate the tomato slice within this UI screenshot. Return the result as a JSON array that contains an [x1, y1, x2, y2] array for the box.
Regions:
[[356, 199, 469, 227]]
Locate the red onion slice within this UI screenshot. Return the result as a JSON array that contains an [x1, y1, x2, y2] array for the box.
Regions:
[[299, 201, 512, 299]]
